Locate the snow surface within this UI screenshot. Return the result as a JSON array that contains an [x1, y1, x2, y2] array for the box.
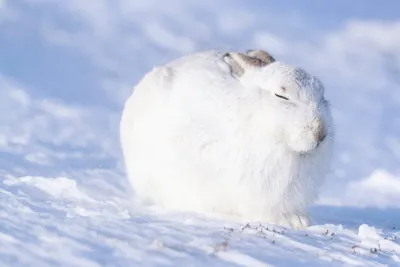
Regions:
[[1, 174, 400, 267]]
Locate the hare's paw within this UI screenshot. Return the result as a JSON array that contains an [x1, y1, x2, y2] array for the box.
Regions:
[[280, 213, 311, 230]]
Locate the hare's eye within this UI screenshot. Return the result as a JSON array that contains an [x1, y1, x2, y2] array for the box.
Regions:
[[275, 94, 289, 101]]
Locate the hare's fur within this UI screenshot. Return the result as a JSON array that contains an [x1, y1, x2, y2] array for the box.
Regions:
[[120, 50, 334, 229]]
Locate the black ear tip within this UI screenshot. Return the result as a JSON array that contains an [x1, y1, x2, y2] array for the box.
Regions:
[[222, 52, 231, 64], [222, 52, 234, 64]]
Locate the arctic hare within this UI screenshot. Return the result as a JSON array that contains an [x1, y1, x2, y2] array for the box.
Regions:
[[120, 49, 334, 229]]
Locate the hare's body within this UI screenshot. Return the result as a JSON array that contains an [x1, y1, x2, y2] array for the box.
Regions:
[[120, 50, 333, 229]]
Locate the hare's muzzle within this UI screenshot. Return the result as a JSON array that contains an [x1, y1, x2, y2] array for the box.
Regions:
[[286, 112, 329, 154]]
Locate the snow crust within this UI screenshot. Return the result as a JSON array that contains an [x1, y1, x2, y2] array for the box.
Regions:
[[1, 175, 399, 267]]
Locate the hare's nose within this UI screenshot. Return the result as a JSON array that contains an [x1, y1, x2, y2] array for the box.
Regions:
[[316, 127, 326, 143], [313, 118, 326, 143]]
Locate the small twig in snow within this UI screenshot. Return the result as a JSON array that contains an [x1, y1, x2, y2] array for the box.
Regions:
[[370, 248, 378, 254], [241, 223, 251, 232], [214, 240, 228, 253], [351, 245, 359, 254], [224, 227, 234, 233]]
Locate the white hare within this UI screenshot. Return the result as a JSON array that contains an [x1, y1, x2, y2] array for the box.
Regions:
[[120, 49, 334, 229]]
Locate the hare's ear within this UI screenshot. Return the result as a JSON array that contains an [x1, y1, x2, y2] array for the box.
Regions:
[[246, 50, 275, 65], [223, 51, 275, 78]]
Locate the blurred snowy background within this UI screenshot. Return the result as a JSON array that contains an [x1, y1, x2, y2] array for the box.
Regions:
[[1, 0, 400, 210]]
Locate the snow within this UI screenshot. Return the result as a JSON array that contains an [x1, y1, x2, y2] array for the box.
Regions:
[[1, 175, 400, 267]]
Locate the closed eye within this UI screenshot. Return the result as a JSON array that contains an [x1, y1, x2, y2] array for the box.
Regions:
[[274, 94, 289, 101]]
